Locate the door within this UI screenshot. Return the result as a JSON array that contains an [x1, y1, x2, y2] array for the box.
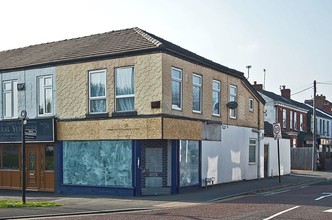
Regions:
[[140, 140, 171, 195], [26, 145, 41, 189], [264, 144, 269, 178]]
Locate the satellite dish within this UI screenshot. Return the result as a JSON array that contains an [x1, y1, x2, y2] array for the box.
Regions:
[[226, 101, 238, 109]]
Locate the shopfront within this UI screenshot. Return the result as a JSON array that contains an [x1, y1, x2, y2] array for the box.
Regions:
[[0, 118, 55, 192]]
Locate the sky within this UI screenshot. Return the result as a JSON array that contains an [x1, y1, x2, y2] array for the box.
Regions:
[[1, 0, 331, 103]]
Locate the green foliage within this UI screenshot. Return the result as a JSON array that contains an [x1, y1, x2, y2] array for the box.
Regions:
[[0, 200, 62, 208]]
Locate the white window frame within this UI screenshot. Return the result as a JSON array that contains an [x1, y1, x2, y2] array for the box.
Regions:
[[229, 85, 237, 119], [171, 67, 182, 111], [249, 98, 254, 112], [88, 70, 107, 114], [290, 111, 293, 129], [300, 114, 304, 131], [115, 66, 135, 112], [37, 76, 53, 116], [3, 80, 18, 118], [192, 74, 202, 113], [212, 80, 221, 116], [283, 109, 287, 128], [249, 138, 257, 164], [294, 112, 297, 130]]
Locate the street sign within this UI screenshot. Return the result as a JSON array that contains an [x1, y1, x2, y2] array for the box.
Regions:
[[273, 123, 282, 140], [25, 129, 37, 139]]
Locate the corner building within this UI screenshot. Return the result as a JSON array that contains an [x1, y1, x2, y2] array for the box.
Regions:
[[0, 28, 265, 196]]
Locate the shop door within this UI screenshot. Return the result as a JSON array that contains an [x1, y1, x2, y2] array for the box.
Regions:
[[26, 145, 42, 189], [140, 141, 171, 195]]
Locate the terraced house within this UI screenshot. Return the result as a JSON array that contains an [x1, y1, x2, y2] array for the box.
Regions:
[[0, 28, 266, 196]]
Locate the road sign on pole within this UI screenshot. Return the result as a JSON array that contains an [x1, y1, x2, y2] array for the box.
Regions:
[[273, 123, 282, 140]]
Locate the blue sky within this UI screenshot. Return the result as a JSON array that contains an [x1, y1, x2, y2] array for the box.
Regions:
[[1, 0, 331, 102]]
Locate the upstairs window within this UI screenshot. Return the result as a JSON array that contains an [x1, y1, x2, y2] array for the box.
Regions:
[[249, 98, 254, 112], [327, 121, 330, 136], [283, 109, 287, 128], [89, 70, 106, 113], [290, 111, 293, 129], [3, 80, 18, 118], [38, 76, 53, 115], [115, 67, 135, 112], [212, 80, 220, 116], [172, 68, 182, 110], [300, 114, 304, 131], [229, 85, 237, 118], [294, 112, 297, 130], [192, 74, 202, 113]]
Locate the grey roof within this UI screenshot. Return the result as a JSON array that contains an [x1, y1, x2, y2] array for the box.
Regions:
[[0, 27, 265, 104]]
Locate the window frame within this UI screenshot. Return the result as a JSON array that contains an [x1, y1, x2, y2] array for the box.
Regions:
[[212, 80, 221, 116], [249, 139, 257, 164], [229, 85, 238, 119], [192, 74, 202, 113], [88, 69, 107, 114], [300, 113, 304, 131], [3, 80, 18, 118], [115, 66, 135, 112], [294, 112, 297, 130], [290, 110, 293, 129], [249, 98, 254, 112], [171, 67, 183, 111], [283, 109, 287, 128], [37, 75, 53, 116]]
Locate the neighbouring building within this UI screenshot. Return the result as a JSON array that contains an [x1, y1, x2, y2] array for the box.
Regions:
[[0, 28, 270, 196], [305, 94, 332, 115]]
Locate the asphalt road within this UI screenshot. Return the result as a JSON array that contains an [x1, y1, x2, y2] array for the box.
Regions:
[[34, 179, 332, 220]]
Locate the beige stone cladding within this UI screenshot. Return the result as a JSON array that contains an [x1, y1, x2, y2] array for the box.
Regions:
[[57, 118, 162, 140], [56, 53, 163, 119], [162, 53, 264, 129]]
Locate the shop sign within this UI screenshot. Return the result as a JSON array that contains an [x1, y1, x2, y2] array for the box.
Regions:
[[0, 118, 54, 143]]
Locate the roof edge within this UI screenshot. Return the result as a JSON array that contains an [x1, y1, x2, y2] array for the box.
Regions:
[[133, 27, 163, 47]]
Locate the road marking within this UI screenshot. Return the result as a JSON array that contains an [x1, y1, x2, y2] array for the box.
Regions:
[[315, 192, 332, 201], [300, 185, 308, 189], [324, 209, 332, 213], [154, 202, 197, 208], [263, 206, 300, 220], [263, 190, 290, 196]]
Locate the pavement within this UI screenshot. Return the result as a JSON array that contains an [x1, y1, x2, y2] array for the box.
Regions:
[[1, 170, 331, 220]]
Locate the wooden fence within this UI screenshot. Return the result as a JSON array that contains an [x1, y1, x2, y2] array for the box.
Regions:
[[291, 147, 313, 170]]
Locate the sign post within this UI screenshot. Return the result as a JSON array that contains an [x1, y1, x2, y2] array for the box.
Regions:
[[21, 110, 27, 204], [273, 123, 282, 183]]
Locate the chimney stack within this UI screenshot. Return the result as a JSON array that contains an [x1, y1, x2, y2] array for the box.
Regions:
[[252, 81, 263, 92], [280, 85, 291, 99]]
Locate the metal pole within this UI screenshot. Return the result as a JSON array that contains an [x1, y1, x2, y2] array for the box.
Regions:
[[312, 80, 317, 171], [21, 110, 27, 204], [277, 138, 281, 183]]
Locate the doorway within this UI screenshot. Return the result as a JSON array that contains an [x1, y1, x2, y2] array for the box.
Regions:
[[264, 144, 269, 178]]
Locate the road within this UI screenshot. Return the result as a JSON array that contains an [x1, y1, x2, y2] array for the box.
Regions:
[[27, 179, 332, 220]]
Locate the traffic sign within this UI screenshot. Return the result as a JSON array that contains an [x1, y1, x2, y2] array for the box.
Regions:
[[273, 123, 282, 139]]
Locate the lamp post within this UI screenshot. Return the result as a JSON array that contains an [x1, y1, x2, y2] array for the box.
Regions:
[[21, 110, 27, 204], [246, 65, 252, 79]]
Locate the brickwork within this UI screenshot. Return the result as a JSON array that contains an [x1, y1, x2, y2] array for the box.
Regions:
[[140, 140, 169, 188], [56, 54, 162, 119], [162, 53, 264, 129]]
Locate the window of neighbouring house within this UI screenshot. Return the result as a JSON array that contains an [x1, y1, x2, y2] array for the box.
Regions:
[[89, 70, 106, 113], [320, 119, 323, 135], [45, 145, 54, 171], [115, 67, 135, 112], [283, 109, 287, 128], [229, 85, 237, 118], [3, 80, 18, 118], [212, 80, 220, 116], [249, 139, 256, 164], [38, 76, 53, 115], [327, 121, 330, 136], [1, 145, 19, 170], [300, 113, 304, 131], [249, 98, 254, 112], [179, 140, 199, 187], [323, 120, 326, 135], [290, 111, 293, 129], [192, 74, 202, 113], [294, 112, 297, 130], [172, 67, 182, 110], [62, 140, 132, 187]]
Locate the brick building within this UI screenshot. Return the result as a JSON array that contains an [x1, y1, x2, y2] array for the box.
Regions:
[[0, 28, 267, 196]]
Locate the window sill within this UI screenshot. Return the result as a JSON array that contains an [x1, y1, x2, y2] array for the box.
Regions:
[[86, 113, 109, 119], [249, 162, 256, 165], [193, 110, 202, 114], [112, 111, 137, 117], [212, 114, 221, 117]]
